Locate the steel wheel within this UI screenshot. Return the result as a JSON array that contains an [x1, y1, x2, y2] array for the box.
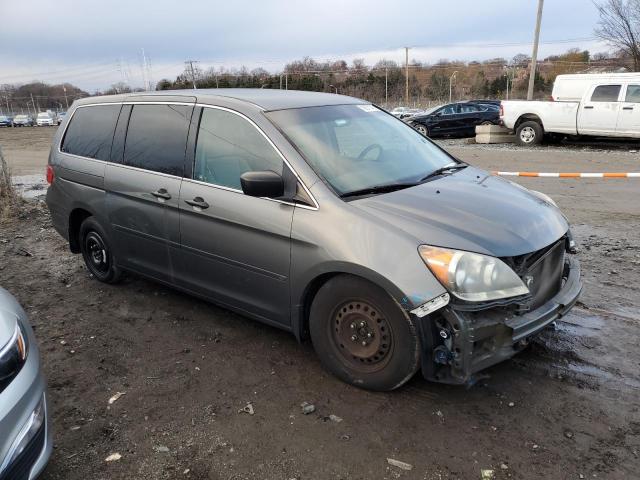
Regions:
[[84, 232, 110, 275], [79, 217, 122, 284], [310, 275, 419, 391], [332, 300, 393, 371]]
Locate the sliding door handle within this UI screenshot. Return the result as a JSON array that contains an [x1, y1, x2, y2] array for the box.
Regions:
[[151, 188, 171, 200], [583, 105, 594, 109], [185, 197, 210, 209], [622, 106, 634, 110]]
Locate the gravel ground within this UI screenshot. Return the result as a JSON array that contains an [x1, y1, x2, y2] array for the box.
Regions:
[[0, 127, 639, 479]]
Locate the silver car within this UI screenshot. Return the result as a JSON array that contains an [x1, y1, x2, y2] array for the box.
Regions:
[[45, 89, 581, 391], [0, 287, 51, 479]]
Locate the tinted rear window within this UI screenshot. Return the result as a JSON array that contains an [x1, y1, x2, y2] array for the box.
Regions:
[[625, 85, 640, 103], [123, 104, 192, 176], [61, 105, 121, 161], [590, 85, 621, 102]]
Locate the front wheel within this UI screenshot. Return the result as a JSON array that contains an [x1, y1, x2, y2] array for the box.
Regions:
[[309, 275, 420, 391], [79, 217, 122, 284], [516, 121, 543, 146], [414, 124, 429, 137]]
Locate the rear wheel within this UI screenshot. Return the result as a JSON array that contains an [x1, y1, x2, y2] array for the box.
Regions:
[[309, 275, 420, 391], [79, 217, 122, 284], [516, 121, 543, 146]]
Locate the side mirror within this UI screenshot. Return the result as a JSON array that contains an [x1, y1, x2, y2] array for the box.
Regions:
[[240, 171, 284, 199]]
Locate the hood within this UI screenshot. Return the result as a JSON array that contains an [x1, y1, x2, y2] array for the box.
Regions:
[[353, 166, 568, 257], [0, 287, 25, 349]]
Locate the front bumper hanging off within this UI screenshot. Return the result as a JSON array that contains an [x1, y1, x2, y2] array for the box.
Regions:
[[417, 256, 582, 385]]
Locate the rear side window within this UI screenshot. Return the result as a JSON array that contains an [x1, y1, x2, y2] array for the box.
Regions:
[[625, 85, 640, 103], [590, 85, 621, 102], [193, 108, 283, 190], [123, 104, 192, 176], [61, 105, 121, 161]]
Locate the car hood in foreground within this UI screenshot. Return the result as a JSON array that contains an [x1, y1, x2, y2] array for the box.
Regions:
[[353, 166, 568, 257], [0, 287, 26, 349]]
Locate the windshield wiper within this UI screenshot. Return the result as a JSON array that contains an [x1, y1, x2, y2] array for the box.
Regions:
[[340, 182, 419, 199], [419, 163, 468, 182]]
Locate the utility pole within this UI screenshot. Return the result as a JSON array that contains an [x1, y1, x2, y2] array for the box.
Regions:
[[63, 85, 69, 109], [385, 67, 388, 105], [285, 72, 288, 90], [30, 93, 36, 115], [449, 71, 458, 103], [405, 47, 409, 106], [185, 60, 199, 89], [527, 0, 544, 100]]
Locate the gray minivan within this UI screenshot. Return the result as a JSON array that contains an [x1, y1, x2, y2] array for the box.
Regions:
[[46, 89, 582, 390]]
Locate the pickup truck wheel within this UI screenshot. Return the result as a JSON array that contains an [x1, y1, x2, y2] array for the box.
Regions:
[[309, 275, 420, 391], [516, 121, 543, 146]]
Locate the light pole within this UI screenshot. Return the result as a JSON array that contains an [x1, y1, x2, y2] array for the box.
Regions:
[[328, 84, 338, 94], [449, 71, 458, 103]]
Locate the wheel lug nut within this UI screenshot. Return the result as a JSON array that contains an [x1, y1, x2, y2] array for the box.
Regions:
[[359, 321, 366, 328], [367, 332, 373, 338], [361, 340, 367, 346], [350, 323, 356, 330], [351, 335, 358, 342]]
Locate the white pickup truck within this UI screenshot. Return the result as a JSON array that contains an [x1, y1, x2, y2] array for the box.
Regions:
[[500, 73, 640, 145]]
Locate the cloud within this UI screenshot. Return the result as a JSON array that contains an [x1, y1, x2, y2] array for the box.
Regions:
[[0, 0, 605, 90]]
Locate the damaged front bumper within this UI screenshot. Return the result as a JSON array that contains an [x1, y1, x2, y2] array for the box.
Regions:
[[417, 255, 582, 384]]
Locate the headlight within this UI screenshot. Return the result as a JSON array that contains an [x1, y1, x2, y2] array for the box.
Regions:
[[418, 245, 529, 302], [0, 321, 28, 393]]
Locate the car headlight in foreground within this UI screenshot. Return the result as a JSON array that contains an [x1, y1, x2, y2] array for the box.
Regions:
[[419, 245, 529, 302], [0, 321, 28, 394]]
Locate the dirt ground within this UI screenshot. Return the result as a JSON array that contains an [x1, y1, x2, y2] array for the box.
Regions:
[[1, 126, 639, 480]]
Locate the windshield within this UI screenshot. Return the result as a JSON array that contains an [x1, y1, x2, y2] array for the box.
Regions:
[[267, 105, 456, 196], [37, 113, 50, 118]]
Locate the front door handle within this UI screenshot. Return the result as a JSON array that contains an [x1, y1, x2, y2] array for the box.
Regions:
[[623, 106, 634, 110], [151, 188, 172, 200], [583, 105, 594, 109], [185, 197, 210, 209]]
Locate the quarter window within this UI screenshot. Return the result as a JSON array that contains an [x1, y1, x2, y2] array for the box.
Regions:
[[61, 105, 121, 161], [590, 85, 621, 102], [194, 108, 283, 190], [625, 85, 640, 103], [123, 104, 192, 176]]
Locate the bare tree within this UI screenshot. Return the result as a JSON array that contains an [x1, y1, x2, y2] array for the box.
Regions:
[[594, 0, 640, 70]]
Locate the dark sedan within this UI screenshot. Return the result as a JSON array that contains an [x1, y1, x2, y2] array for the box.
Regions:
[[407, 102, 499, 138], [0, 116, 13, 127]]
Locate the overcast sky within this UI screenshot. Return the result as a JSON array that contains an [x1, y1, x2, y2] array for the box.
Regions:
[[0, 0, 607, 91]]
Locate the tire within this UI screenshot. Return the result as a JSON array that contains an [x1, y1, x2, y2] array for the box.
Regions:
[[79, 217, 122, 284], [414, 124, 429, 136], [516, 120, 543, 146], [309, 275, 420, 391]]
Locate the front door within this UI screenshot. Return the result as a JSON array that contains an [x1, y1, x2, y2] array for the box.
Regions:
[[616, 84, 640, 137], [106, 102, 194, 282], [176, 106, 294, 325], [578, 84, 622, 136]]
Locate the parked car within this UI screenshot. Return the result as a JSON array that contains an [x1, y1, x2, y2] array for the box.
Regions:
[[56, 112, 66, 125], [390, 106, 410, 117], [0, 116, 13, 127], [36, 113, 55, 127], [407, 101, 500, 137], [46, 90, 581, 390], [12, 115, 34, 127], [0, 287, 52, 479], [501, 73, 640, 145]]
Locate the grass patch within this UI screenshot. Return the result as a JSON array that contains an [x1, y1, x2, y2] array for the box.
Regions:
[[0, 146, 19, 219]]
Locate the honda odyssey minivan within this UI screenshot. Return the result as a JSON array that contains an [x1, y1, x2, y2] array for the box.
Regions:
[[46, 89, 582, 390]]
